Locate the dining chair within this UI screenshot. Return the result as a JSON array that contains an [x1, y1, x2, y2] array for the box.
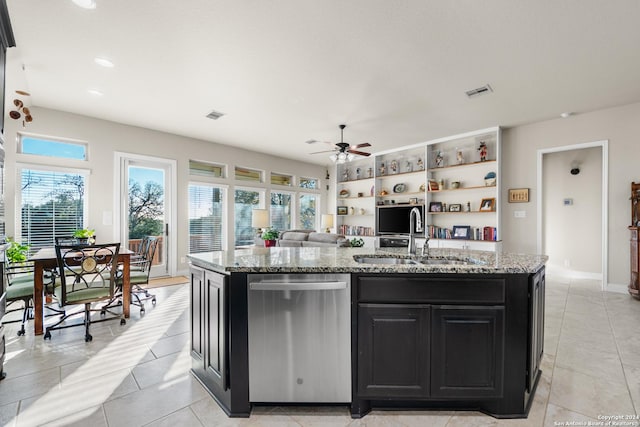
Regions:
[[2, 253, 64, 336], [123, 236, 159, 314], [44, 242, 125, 342], [3, 259, 35, 336]]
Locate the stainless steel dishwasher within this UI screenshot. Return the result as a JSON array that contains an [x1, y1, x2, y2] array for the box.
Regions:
[[247, 273, 351, 403]]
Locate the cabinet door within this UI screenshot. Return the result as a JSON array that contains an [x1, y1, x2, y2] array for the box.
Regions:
[[431, 306, 504, 398], [358, 303, 430, 398], [189, 266, 204, 364], [528, 270, 545, 392], [205, 271, 227, 391]]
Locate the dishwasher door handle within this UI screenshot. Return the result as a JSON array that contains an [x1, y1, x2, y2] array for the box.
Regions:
[[249, 281, 347, 291]]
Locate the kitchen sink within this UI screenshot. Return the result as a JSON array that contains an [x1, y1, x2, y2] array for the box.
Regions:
[[353, 255, 484, 266], [353, 256, 419, 265]]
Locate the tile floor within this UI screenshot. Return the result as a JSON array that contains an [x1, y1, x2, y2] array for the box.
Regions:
[[0, 276, 639, 426]]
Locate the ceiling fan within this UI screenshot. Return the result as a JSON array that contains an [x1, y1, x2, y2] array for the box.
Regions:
[[309, 124, 372, 163]]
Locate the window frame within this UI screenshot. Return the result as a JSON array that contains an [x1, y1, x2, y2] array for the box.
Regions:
[[15, 162, 91, 250], [17, 132, 89, 161], [188, 181, 228, 253]]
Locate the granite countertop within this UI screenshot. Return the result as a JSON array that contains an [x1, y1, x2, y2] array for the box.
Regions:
[[187, 247, 547, 275]]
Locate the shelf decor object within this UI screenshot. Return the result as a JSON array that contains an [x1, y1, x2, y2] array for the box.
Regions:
[[479, 198, 496, 212], [508, 188, 529, 203]]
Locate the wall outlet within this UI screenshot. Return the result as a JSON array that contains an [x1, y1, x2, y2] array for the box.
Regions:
[[514, 210, 526, 218], [180, 257, 186, 264]]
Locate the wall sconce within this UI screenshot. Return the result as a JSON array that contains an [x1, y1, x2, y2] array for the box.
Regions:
[[570, 161, 580, 175]]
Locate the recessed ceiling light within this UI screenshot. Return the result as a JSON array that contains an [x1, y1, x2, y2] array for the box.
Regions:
[[88, 89, 103, 96], [560, 112, 573, 118], [72, 0, 96, 9], [94, 57, 114, 68]]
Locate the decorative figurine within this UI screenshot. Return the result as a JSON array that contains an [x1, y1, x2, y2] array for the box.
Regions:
[[342, 168, 349, 181], [367, 167, 373, 178], [417, 157, 424, 170], [390, 160, 398, 174], [478, 141, 488, 162], [405, 160, 413, 172], [456, 149, 464, 164], [435, 151, 444, 167], [379, 162, 386, 176], [356, 167, 361, 179]]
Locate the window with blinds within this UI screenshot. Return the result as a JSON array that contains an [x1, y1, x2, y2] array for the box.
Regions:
[[299, 193, 318, 230], [188, 184, 225, 253], [19, 168, 88, 253], [270, 191, 292, 231], [234, 188, 262, 247]]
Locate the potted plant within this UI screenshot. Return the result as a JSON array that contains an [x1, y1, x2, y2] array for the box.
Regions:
[[73, 228, 95, 244], [6, 237, 30, 263], [261, 228, 279, 247]]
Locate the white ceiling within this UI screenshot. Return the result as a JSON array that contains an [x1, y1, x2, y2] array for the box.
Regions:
[[5, 0, 640, 165]]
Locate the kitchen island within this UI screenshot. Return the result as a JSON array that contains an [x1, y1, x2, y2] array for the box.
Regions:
[[188, 246, 547, 419]]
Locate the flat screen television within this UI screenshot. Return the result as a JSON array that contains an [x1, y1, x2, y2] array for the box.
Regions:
[[376, 205, 424, 235]]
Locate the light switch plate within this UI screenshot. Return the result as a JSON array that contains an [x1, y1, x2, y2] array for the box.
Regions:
[[514, 210, 526, 218]]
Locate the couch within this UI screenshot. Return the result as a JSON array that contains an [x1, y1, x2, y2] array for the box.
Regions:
[[276, 230, 350, 247]]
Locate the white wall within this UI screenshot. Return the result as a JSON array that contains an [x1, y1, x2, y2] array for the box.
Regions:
[[502, 101, 640, 288], [542, 147, 602, 275], [3, 107, 328, 274]]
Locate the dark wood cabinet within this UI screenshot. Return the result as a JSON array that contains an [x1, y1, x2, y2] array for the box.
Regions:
[[353, 272, 542, 418], [357, 304, 430, 398], [190, 266, 228, 391], [629, 226, 640, 298], [430, 306, 504, 398], [528, 269, 545, 392]]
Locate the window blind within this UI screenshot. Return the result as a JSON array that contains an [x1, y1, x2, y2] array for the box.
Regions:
[[20, 169, 87, 253], [188, 184, 224, 253]]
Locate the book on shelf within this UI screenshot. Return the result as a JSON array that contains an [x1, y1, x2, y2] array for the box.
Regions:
[[338, 225, 374, 236], [428, 225, 497, 241]]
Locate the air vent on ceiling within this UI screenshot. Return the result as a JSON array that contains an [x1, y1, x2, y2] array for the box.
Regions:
[[206, 110, 225, 120], [465, 84, 493, 98]]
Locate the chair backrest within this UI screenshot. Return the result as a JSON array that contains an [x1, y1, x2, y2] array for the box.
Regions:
[[135, 236, 151, 258], [140, 237, 159, 274], [55, 242, 120, 306], [2, 249, 34, 287]]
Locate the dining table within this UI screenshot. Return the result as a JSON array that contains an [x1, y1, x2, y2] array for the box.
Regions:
[[30, 247, 132, 335]]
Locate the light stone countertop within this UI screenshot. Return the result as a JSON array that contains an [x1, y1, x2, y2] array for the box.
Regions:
[[187, 246, 547, 275]]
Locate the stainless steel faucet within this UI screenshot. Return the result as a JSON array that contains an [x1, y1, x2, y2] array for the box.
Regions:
[[408, 207, 423, 255]]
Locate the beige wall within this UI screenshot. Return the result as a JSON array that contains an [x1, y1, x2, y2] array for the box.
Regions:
[[3, 107, 327, 275], [5, 99, 640, 287], [502, 101, 640, 288], [542, 147, 602, 274]]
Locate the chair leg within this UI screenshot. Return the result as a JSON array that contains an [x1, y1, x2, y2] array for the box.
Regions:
[[84, 303, 93, 342]]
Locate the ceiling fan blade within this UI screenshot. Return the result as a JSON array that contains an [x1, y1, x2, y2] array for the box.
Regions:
[[350, 142, 371, 149], [347, 149, 371, 157], [310, 149, 338, 155]]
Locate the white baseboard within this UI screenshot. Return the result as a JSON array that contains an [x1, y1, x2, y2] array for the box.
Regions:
[[546, 264, 602, 281], [605, 283, 629, 294]]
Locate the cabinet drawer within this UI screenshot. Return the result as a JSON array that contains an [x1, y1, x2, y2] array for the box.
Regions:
[[357, 275, 505, 304]]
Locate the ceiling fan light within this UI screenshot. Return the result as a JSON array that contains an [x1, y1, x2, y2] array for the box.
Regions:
[[329, 153, 338, 162], [72, 0, 97, 9], [347, 153, 355, 162]]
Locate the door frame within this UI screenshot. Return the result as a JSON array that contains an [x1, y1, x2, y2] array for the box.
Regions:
[[536, 140, 608, 290], [113, 152, 177, 277]]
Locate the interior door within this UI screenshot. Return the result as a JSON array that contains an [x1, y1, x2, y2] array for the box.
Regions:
[[119, 155, 175, 277]]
